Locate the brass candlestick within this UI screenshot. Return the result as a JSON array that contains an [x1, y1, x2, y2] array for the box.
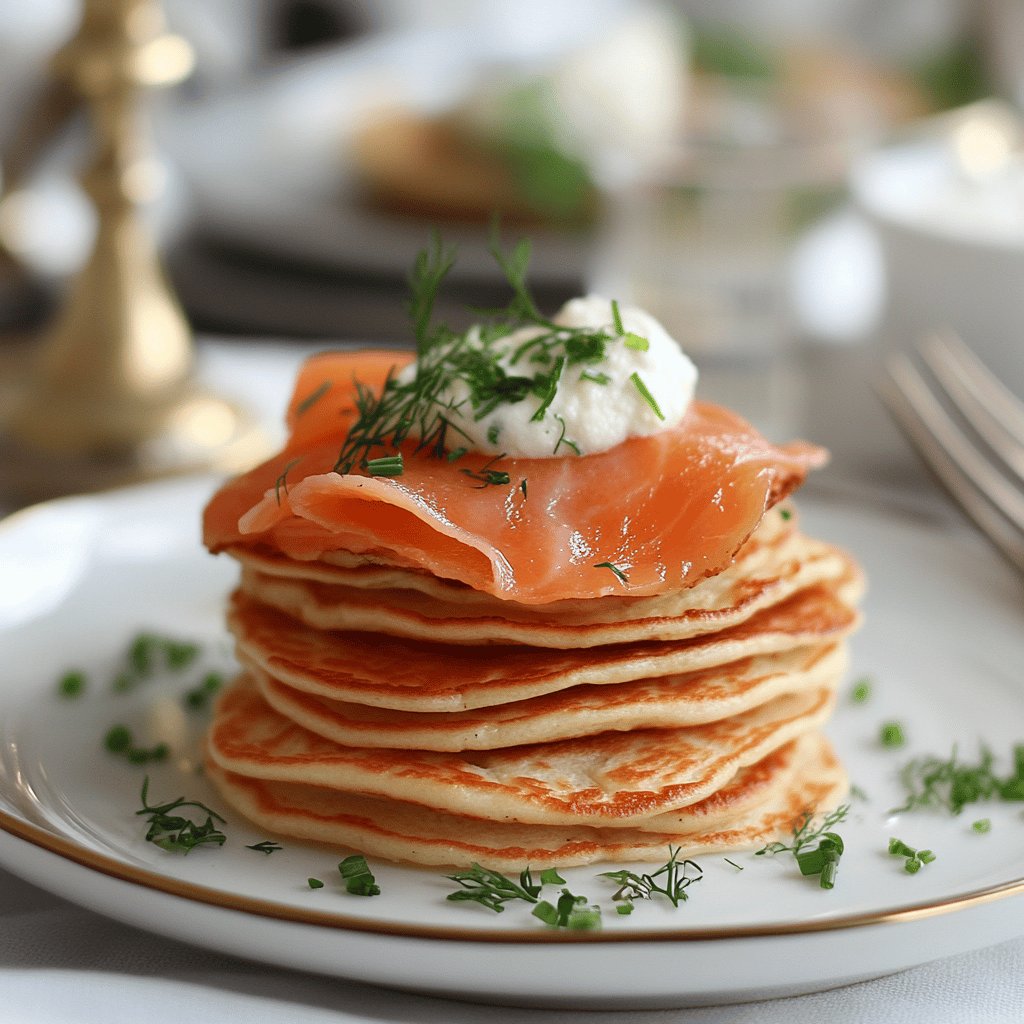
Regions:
[[2, 0, 266, 501]]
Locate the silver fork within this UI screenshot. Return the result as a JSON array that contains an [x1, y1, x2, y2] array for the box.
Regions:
[[878, 330, 1024, 573]]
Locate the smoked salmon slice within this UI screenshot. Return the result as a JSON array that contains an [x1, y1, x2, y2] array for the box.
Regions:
[[204, 350, 826, 604]]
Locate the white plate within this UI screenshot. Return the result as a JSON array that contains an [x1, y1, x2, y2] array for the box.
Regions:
[[1, 476, 1024, 1010]]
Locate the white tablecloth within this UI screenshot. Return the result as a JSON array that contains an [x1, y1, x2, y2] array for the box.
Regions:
[[3, 341, 1022, 1022], [3, 863, 1023, 1022]]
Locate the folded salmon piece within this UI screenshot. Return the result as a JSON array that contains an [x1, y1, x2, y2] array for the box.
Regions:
[[203, 350, 826, 605]]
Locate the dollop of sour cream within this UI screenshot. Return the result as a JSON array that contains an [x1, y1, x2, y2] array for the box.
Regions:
[[407, 296, 698, 459]]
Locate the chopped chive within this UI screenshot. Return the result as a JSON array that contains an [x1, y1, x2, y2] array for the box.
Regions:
[[821, 832, 845, 855], [127, 743, 168, 765], [623, 333, 649, 352], [163, 640, 200, 671], [779, 507, 793, 521], [112, 672, 134, 693], [130, 635, 155, 676], [888, 837, 916, 858], [611, 298, 625, 335], [339, 854, 380, 896], [185, 672, 223, 711], [918, 849, 936, 863], [880, 721, 906, 748], [972, 818, 992, 834], [724, 858, 743, 871], [850, 678, 872, 704], [295, 380, 331, 417], [487, 424, 500, 445], [796, 849, 825, 876], [519, 478, 528, 499], [533, 889, 601, 930], [365, 454, 404, 477], [58, 671, 87, 699], [594, 561, 629, 584], [904, 857, 922, 874], [105, 725, 132, 753], [538, 868, 564, 885], [447, 446, 468, 463], [819, 857, 839, 889], [580, 371, 610, 385], [532, 901, 558, 926], [616, 902, 634, 915], [629, 372, 665, 420], [307, 877, 324, 889]]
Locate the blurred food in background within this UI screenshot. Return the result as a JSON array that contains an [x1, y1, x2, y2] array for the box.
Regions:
[[0, 0, 1019, 347]]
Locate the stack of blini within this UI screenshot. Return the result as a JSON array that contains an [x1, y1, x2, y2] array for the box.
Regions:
[[203, 368, 862, 869]]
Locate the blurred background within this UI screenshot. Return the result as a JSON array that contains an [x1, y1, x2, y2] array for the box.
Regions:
[[1, 0, 1022, 511]]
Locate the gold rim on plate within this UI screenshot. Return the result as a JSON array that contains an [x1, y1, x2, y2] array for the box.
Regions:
[[3, 806, 1024, 944]]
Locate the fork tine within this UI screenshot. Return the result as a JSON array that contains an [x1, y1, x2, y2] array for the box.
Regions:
[[919, 330, 1024, 480], [880, 353, 1024, 573]]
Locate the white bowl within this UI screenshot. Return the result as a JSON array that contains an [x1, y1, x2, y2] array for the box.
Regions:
[[851, 129, 1024, 396]]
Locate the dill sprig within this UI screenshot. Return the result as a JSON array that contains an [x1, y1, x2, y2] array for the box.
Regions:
[[757, 805, 849, 890], [600, 847, 703, 909], [445, 864, 565, 913], [135, 777, 227, 854], [757, 804, 851, 857], [894, 744, 1024, 815], [332, 231, 645, 477]]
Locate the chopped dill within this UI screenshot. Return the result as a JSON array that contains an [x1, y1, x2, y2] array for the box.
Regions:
[[600, 848, 703, 909], [594, 561, 629, 584], [184, 672, 223, 711], [460, 453, 512, 487], [893, 744, 1024, 815], [135, 777, 227, 854], [331, 230, 647, 476], [445, 864, 564, 913], [552, 412, 580, 455], [274, 457, 302, 504], [246, 840, 283, 855], [112, 633, 200, 692], [103, 725, 168, 765]]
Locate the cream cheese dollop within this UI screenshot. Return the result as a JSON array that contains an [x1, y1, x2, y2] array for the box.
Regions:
[[408, 296, 698, 459]]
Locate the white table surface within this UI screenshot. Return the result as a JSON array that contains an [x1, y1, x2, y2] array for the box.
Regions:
[[2, 338, 1021, 1022]]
